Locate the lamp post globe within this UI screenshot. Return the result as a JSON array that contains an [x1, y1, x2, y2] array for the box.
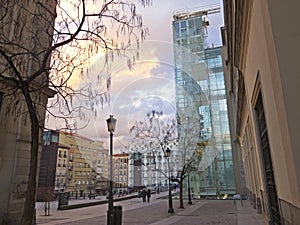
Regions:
[[106, 115, 117, 132], [166, 147, 171, 157]]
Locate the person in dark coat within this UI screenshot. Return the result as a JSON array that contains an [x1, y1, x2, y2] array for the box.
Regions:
[[141, 188, 147, 203], [146, 189, 151, 203]]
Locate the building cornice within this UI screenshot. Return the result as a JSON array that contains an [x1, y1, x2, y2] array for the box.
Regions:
[[234, 0, 253, 71]]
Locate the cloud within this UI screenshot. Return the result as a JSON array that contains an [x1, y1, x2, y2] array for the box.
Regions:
[[72, 40, 178, 151], [47, 0, 224, 152]]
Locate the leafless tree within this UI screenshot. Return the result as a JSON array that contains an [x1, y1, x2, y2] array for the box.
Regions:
[[130, 110, 178, 159], [130, 111, 183, 205], [0, 0, 150, 224], [169, 115, 206, 208], [130, 111, 206, 209]]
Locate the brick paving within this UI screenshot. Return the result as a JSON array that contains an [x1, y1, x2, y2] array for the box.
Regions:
[[36, 193, 266, 225]]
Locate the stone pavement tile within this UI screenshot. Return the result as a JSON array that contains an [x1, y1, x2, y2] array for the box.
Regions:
[[150, 200, 237, 225], [150, 199, 267, 225], [236, 200, 267, 225], [36, 194, 267, 225]]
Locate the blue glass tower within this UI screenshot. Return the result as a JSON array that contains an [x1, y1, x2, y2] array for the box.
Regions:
[[172, 10, 236, 197]]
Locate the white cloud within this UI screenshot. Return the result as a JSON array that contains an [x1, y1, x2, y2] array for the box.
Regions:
[[48, 0, 224, 152]]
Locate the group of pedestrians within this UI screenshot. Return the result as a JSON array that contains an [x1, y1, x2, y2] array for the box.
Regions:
[[141, 188, 151, 203]]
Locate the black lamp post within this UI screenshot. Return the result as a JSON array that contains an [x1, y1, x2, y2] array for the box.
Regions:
[[166, 147, 174, 213], [187, 171, 192, 204], [157, 154, 162, 193], [106, 115, 117, 225]]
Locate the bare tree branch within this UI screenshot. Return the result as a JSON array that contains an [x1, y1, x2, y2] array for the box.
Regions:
[[0, 1, 150, 224]]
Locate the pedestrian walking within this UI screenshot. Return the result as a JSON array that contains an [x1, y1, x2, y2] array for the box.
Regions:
[[141, 188, 147, 203], [146, 189, 151, 203]]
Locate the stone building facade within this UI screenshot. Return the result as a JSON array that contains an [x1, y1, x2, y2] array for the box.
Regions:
[[0, 1, 57, 223], [222, 1, 300, 224]]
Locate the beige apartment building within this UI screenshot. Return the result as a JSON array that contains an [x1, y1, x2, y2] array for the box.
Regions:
[[58, 132, 109, 197], [38, 131, 109, 199], [222, 1, 300, 225]]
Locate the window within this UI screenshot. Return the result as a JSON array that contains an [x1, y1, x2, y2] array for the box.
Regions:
[[194, 18, 202, 35], [174, 21, 180, 39], [188, 19, 195, 36], [51, 134, 58, 143], [69, 153, 73, 160], [43, 131, 51, 146]]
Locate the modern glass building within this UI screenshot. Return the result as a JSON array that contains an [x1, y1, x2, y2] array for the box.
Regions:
[[172, 9, 236, 197]]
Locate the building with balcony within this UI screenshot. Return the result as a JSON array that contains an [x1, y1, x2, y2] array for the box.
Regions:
[[95, 148, 109, 195], [113, 153, 129, 194], [59, 132, 107, 197], [38, 131, 109, 199]]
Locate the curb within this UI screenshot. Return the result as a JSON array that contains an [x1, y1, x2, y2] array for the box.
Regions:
[[57, 194, 138, 210]]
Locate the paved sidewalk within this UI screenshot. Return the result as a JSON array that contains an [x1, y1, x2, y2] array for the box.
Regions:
[[36, 193, 267, 225], [236, 199, 266, 225], [147, 199, 266, 225]]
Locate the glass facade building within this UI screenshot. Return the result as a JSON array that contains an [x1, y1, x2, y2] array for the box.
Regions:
[[172, 10, 236, 197]]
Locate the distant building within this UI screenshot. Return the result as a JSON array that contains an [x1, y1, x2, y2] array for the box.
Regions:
[[59, 132, 108, 197], [113, 153, 129, 194], [36, 130, 60, 202], [96, 148, 109, 195], [128, 141, 180, 192], [37, 131, 109, 199]]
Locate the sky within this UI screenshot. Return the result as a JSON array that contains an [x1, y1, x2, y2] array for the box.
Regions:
[[49, 0, 224, 152]]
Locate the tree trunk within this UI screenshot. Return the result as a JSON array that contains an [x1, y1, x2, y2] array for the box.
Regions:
[[21, 89, 40, 225], [179, 180, 184, 208]]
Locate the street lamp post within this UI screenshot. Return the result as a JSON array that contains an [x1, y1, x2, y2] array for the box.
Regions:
[[157, 154, 162, 193], [187, 171, 192, 204], [166, 147, 174, 213], [106, 115, 117, 225]]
